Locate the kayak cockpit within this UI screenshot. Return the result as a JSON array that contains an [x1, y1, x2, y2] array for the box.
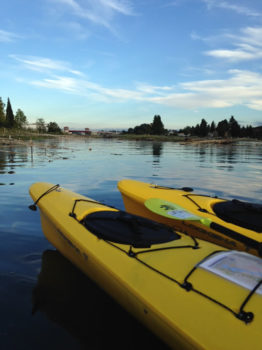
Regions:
[[213, 200, 262, 232]]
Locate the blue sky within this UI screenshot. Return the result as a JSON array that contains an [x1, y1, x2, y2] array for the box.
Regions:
[[1, 0, 262, 130]]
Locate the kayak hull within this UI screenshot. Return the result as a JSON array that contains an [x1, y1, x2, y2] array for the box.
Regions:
[[118, 179, 262, 257], [30, 182, 262, 350]]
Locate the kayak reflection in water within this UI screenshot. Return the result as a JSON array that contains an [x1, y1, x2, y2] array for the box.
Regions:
[[32, 249, 168, 350]]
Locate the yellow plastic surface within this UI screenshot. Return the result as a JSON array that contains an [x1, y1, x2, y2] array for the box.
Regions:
[[118, 179, 262, 257], [29, 182, 262, 350]]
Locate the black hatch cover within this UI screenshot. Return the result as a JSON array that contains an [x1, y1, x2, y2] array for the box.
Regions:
[[81, 210, 180, 248]]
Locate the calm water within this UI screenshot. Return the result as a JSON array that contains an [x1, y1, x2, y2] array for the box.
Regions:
[[1, 137, 262, 349]]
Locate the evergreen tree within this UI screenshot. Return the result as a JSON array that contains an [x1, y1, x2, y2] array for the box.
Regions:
[[229, 116, 241, 137], [0, 97, 5, 127], [151, 115, 165, 135], [194, 123, 200, 136], [199, 118, 209, 137], [245, 125, 254, 138], [210, 121, 216, 133], [6, 98, 15, 128]]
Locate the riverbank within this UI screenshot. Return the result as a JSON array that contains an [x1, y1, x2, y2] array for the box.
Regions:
[[0, 128, 260, 148]]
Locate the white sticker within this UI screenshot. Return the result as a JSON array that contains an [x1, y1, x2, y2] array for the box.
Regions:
[[200, 251, 262, 294], [167, 209, 197, 220]]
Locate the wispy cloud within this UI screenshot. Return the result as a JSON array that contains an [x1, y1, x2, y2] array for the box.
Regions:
[[16, 57, 262, 111], [31, 75, 143, 101], [10, 55, 83, 75], [165, 70, 262, 112], [50, 0, 135, 32], [201, 0, 261, 17], [205, 26, 262, 62], [0, 29, 21, 42], [10, 53, 262, 111]]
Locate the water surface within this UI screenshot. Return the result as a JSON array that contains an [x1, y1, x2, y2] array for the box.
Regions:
[[1, 137, 261, 349]]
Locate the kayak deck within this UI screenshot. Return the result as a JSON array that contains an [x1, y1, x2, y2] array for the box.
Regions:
[[118, 179, 262, 257], [29, 182, 262, 350]]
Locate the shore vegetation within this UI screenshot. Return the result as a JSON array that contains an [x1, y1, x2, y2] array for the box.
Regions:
[[0, 97, 261, 144]]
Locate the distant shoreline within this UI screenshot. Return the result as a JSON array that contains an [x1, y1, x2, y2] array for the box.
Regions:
[[0, 129, 261, 148]]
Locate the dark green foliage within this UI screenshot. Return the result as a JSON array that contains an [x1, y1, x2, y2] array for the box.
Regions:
[[183, 126, 192, 135], [210, 121, 216, 133], [6, 98, 15, 128], [229, 116, 241, 137], [47, 121, 61, 133], [36, 118, 46, 133], [15, 109, 27, 128], [152, 115, 165, 135], [0, 97, 5, 127], [127, 115, 166, 135], [134, 123, 152, 134], [198, 119, 209, 137], [216, 119, 229, 137], [179, 116, 260, 139]]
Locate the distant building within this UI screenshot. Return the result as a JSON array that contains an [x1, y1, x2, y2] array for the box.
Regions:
[[64, 127, 91, 135], [27, 123, 38, 130]]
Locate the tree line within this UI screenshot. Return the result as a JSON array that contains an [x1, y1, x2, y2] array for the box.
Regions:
[[179, 116, 261, 138], [0, 97, 62, 133], [123, 114, 261, 138], [124, 115, 166, 135]]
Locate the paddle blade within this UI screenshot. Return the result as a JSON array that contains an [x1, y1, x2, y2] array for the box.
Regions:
[[145, 198, 211, 227]]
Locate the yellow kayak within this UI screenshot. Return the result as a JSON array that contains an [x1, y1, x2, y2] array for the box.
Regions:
[[118, 179, 262, 257], [29, 182, 262, 350]]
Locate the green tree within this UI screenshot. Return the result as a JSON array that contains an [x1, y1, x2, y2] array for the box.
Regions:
[[6, 98, 15, 128], [229, 116, 241, 137], [183, 126, 192, 135], [151, 115, 165, 135], [210, 121, 216, 133], [36, 118, 46, 133], [194, 123, 200, 136], [0, 97, 5, 127], [15, 109, 27, 128], [47, 121, 61, 133], [199, 118, 209, 137], [134, 123, 152, 134], [216, 119, 229, 137]]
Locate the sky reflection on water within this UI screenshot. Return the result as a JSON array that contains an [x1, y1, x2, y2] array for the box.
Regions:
[[0, 137, 262, 349]]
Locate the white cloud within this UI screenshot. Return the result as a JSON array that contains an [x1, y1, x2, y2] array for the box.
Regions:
[[136, 83, 174, 95], [11, 53, 262, 111], [0, 29, 21, 42], [50, 0, 135, 31], [241, 27, 262, 47], [149, 70, 262, 109], [31, 76, 79, 92], [206, 47, 262, 61], [21, 55, 262, 111], [202, 0, 261, 17], [100, 0, 134, 15], [204, 26, 262, 62], [10, 55, 83, 75]]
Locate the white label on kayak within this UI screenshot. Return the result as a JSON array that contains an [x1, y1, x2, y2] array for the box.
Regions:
[[200, 251, 262, 294], [167, 209, 197, 220]]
